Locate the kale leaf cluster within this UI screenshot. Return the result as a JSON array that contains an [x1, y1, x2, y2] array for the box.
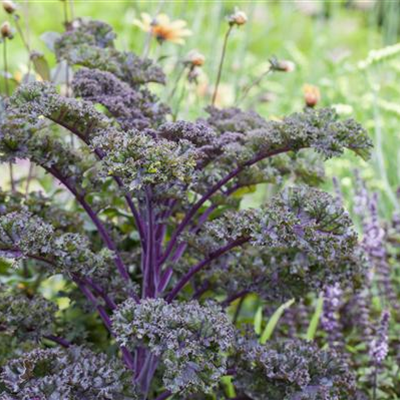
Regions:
[[0, 18, 373, 400]]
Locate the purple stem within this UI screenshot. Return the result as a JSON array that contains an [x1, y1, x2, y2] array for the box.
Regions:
[[74, 276, 135, 370], [0, 247, 54, 266], [159, 147, 290, 266], [157, 267, 173, 293], [43, 334, 71, 348], [47, 166, 138, 301], [154, 391, 172, 400], [159, 185, 244, 294], [169, 184, 241, 265], [47, 116, 146, 248], [222, 290, 250, 307], [192, 280, 211, 299], [84, 276, 117, 310], [166, 236, 249, 302], [143, 188, 156, 298]]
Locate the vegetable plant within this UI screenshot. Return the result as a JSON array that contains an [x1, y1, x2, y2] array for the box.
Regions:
[[0, 14, 373, 400]]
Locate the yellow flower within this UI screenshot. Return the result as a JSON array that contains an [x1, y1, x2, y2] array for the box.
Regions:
[[303, 84, 321, 108], [133, 13, 192, 45]]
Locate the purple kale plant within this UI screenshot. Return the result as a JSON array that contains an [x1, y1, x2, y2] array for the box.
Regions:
[[0, 16, 373, 400]]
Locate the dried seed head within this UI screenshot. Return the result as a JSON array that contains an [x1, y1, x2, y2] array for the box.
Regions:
[[273, 59, 296, 73], [1, 20, 13, 39], [2, 0, 16, 14], [303, 84, 320, 108], [228, 7, 248, 26], [185, 50, 205, 67]]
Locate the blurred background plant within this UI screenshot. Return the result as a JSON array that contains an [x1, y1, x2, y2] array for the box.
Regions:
[[2, 0, 400, 398]]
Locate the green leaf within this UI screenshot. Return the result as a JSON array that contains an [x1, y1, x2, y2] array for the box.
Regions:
[[221, 375, 236, 398], [306, 294, 324, 341], [260, 298, 294, 344], [232, 185, 256, 198], [254, 306, 263, 335], [30, 52, 51, 81]]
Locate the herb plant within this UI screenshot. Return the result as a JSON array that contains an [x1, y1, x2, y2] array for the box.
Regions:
[[0, 15, 373, 400]]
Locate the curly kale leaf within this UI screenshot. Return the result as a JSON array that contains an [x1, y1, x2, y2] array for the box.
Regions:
[[206, 106, 372, 162], [112, 298, 235, 395], [187, 187, 366, 299], [233, 338, 357, 400], [0, 285, 57, 342], [73, 67, 169, 131], [0, 208, 113, 277], [54, 18, 165, 86], [0, 346, 139, 399]]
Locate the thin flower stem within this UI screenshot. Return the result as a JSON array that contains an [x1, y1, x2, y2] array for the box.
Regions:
[[172, 78, 187, 121], [14, 16, 30, 53], [3, 39, 15, 193], [8, 163, 15, 193], [69, 0, 75, 20], [168, 62, 186, 101], [212, 25, 233, 107], [142, 0, 166, 59], [166, 236, 249, 302], [62, 0, 69, 26], [3, 40, 9, 96], [235, 66, 272, 106], [25, 162, 34, 196]]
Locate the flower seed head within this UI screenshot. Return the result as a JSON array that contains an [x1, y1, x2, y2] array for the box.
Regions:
[[185, 50, 205, 67], [277, 60, 296, 72], [228, 7, 248, 26], [303, 84, 320, 108], [2, 0, 16, 14], [1, 20, 13, 39]]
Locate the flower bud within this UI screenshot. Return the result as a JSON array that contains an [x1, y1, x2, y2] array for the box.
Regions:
[[2, 0, 16, 14], [228, 7, 248, 26], [1, 21, 13, 39], [270, 57, 296, 72], [185, 50, 205, 67], [303, 84, 320, 108], [274, 59, 296, 73]]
